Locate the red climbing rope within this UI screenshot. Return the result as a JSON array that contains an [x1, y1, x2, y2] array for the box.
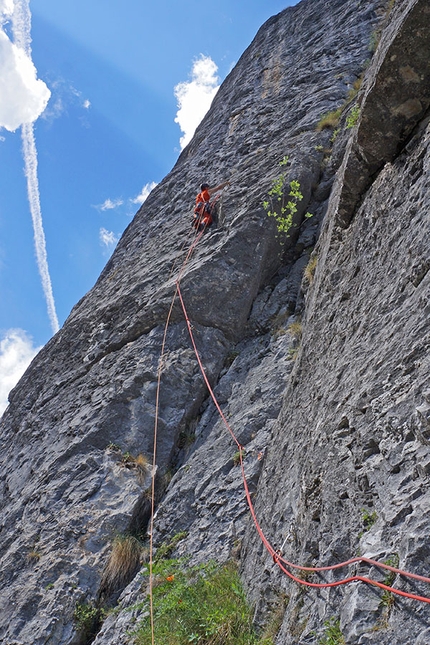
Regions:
[[149, 214, 430, 643], [174, 276, 430, 605]]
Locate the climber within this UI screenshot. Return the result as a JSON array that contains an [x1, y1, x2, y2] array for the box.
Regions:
[[193, 180, 230, 231]]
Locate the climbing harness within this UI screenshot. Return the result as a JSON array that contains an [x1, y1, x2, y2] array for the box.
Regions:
[[148, 216, 430, 644], [192, 192, 223, 231]]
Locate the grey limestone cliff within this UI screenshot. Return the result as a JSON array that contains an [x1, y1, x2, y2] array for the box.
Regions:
[[0, 0, 429, 643]]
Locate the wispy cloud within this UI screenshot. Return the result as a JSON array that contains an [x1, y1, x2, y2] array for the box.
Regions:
[[0, 328, 41, 417], [99, 227, 119, 248], [39, 80, 91, 124], [131, 181, 157, 205], [9, 0, 59, 335], [96, 197, 124, 211], [174, 55, 220, 150]]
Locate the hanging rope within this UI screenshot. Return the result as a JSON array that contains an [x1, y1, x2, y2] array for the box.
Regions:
[[175, 277, 430, 605], [148, 226, 206, 645], [148, 199, 430, 645]]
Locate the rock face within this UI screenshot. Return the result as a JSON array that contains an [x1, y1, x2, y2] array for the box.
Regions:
[[0, 0, 429, 644]]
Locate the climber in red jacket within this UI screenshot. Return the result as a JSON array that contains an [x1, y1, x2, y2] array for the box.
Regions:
[[193, 180, 230, 231]]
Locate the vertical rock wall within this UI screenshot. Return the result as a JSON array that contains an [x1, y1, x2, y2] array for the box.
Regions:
[[1, 0, 428, 644], [241, 1, 430, 643]]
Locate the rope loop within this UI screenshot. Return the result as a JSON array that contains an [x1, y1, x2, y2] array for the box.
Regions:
[[149, 217, 430, 645]]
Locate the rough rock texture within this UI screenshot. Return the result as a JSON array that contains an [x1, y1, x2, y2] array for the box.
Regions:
[[1, 0, 429, 644]]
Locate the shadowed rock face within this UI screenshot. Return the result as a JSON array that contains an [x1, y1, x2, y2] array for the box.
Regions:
[[1, 0, 429, 643]]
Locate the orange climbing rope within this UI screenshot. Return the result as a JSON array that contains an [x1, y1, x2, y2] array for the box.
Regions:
[[149, 225, 207, 645]]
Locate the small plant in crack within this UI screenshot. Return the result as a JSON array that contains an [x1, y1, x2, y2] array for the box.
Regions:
[[380, 553, 400, 609], [232, 449, 246, 466], [358, 508, 377, 538], [346, 104, 360, 129], [318, 617, 345, 645], [73, 602, 102, 644], [155, 531, 189, 562], [263, 156, 312, 235]]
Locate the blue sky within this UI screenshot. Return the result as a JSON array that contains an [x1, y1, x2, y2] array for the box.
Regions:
[[0, 0, 298, 414]]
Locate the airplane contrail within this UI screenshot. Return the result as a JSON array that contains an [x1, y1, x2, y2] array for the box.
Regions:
[[21, 123, 59, 334], [12, 0, 59, 335]]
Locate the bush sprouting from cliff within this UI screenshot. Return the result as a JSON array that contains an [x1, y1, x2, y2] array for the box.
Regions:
[[135, 559, 269, 645], [262, 156, 312, 234]]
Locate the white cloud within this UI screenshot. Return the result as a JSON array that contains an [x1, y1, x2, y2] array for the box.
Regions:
[[131, 181, 157, 205], [0, 0, 13, 17], [0, 329, 41, 417], [83, 99, 91, 109], [96, 197, 124, 211], [99, 227, 119, 248], [174, 54, 220, 150], [0, 7, 51, 131]]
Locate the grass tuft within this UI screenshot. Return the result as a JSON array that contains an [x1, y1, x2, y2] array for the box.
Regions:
[[99, 534, 143, 600], [288, 321, 302, 341], [304, 256, 318, 284], [316, 107, 342, 131]]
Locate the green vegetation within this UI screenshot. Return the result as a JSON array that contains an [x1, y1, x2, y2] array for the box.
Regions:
[[316, 75, 362, 135], [263, 156, 312, 234], [121, 451, 149, 470], [330, 129, 339, 144], [73, 602, 101, 643], [368, 29, 380, 53], [107, 443, 150, 483], [318, 617, 345, 645], [346, 76, 363, 103], [270, 310, 290, 338], [259, 593, 289, 644], [232, 448, 247, 466], [107, 443, 149, 470], [107, 441, 121, 452], [225, 349, 240, 367], [134, 559, 268, 645], [361, 508, 377, 532], [287, 347, 299, 361], [346, 104, 360, 129], [155, 531, 188, 562], [380, 554, 399, 608]]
